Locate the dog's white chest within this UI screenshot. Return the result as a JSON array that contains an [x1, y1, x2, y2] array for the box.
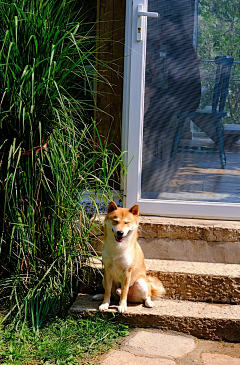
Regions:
[[102, 248, 133, 284]]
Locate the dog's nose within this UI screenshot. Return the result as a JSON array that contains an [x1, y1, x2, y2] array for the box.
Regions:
[[117, 230, 124, 237]]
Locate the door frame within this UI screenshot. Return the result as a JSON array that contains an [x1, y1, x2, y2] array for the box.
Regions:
[[122, 0, 240, 220]]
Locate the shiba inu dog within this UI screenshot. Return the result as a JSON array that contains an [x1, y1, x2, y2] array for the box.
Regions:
[[93, 201, 165, 313]]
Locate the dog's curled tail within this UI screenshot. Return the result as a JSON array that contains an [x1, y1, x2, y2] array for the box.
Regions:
[[147, 274, 166, 299]]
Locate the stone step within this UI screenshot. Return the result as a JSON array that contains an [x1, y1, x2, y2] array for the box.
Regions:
[[90, 216, 240, 263], [70, 294, 240, 342], [91, 216, 240, 242], [90, 258, 240, 304], [138, 217, 240, 263], [146, 259, 240, 304], [138, 216, 240, 242], [138, 237, 240, 264]]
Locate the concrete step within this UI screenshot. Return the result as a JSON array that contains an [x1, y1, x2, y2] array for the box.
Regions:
[[146, 259, 240, 304], [90, 216, 240, 263], [139, 237, 240, 264], [138, 216, 240, 242], [70, 294, 240, 342], [90, 258, 240, 304], [91, 216, 240, 242], [138, 217, 240, 263]]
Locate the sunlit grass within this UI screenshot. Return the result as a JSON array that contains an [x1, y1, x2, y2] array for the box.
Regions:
[[0, 315, 129, 365]]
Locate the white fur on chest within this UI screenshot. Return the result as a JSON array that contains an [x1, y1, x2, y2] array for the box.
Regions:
[[102, 235, 135, 285]]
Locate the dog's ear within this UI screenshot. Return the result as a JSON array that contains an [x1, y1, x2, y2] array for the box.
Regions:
[[129, 204, 139, 216], [107, 201, 118, 213]]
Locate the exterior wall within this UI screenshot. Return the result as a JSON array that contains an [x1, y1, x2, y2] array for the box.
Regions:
[[95, 0, 126, 154]]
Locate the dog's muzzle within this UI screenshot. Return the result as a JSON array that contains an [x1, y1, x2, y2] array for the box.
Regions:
[[115, 235, 124, 242], [113, 229, 131, 242]]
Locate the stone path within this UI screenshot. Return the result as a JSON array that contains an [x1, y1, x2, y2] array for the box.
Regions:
[[100, 329, 240, 365]]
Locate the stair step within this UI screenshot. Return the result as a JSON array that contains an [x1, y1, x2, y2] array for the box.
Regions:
[[89, 258, 240, 304], [91, 215, 240, 242], [70, 294, 240, 342], [139, 237, 240, 264], [146, 259, 240, 304], [91, 216, 240, 263]]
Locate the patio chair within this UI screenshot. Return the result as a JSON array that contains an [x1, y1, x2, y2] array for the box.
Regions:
[[170, 56, 234, 168]]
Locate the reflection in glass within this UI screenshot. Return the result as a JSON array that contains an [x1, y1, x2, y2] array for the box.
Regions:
[[141, 0, 240, 204]]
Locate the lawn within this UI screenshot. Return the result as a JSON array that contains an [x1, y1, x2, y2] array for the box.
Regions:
[[0, 315, 129, 365]]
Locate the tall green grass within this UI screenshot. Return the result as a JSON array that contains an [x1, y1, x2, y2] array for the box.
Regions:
[[0, 0, 126, 330]]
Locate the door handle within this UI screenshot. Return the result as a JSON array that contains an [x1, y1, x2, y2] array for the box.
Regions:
[[137, 4, 158, 42]]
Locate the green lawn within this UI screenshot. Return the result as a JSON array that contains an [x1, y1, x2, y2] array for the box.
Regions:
[[0, 315, 129, 365]]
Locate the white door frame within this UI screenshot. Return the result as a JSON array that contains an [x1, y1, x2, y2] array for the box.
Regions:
[[122, 0, 240, 220]]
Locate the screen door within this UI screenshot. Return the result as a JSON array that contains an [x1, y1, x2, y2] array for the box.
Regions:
[[123, 0, 240, 219]]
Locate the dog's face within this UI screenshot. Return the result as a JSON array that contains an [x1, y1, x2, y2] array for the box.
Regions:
[[105, 201, 139, 243]]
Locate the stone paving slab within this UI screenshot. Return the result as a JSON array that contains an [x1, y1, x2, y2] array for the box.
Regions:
[[99, 329, 240, 365], [101, 350, 176, 365], [201, 353, 240, 365], [122, 330, 196, 359], [70, 294, 240, 341]]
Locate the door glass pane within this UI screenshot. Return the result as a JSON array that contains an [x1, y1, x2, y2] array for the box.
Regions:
[[141, 0, 240, 204]]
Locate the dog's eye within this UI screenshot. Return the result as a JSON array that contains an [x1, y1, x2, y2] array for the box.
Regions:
[[113, 220, 118, 224], [125, 222, 130, 225]]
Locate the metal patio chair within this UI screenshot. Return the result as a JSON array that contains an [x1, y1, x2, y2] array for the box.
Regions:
[[170, 56, 234, 168]]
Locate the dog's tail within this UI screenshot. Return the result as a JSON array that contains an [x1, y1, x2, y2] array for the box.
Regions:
[[147, 274, 166, 299]]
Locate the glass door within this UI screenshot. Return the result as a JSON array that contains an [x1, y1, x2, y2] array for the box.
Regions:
[[123, 0, 240, 219]]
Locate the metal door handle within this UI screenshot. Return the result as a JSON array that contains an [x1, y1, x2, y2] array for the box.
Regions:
[[137, 4, 158, 18], [137, 4, 158, 41]]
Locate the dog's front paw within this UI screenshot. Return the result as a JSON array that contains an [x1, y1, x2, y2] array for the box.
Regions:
[[99, 302, 110, 311], [145, 297, 154, 308], [118, 302, 127, 313]]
